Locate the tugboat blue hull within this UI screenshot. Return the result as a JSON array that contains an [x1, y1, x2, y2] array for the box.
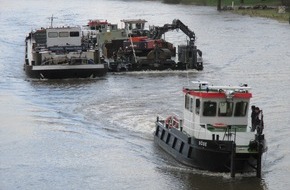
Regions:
[[154, 121, 261, 173]]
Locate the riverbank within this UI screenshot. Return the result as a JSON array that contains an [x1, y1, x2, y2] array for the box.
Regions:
[[178, 0, 285, 6], [232, 8, 290, 22], [165, 0, 290, 22]]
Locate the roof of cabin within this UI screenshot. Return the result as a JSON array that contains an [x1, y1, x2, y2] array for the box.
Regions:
[[183, 82, 252, 99], [120, 19, 147, 24], [183, 88, 252, 99]]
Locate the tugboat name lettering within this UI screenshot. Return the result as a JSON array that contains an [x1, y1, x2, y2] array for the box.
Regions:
[[198, 141, 207, 147]]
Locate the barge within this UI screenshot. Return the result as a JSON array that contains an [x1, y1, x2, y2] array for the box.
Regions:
[[24, 19, 107, 79], [92, 19, 203, 72]]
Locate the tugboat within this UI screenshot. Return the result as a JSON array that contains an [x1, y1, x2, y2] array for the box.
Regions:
[[24, 17, 107, 79], [154, 81, 267, 177]]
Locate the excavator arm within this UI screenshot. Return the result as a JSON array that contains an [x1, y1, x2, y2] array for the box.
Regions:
[[150, 19, 196, 45]]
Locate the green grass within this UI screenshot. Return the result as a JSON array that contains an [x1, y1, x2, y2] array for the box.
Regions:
[[180, 0, 283, 6], [233, 9, 290, 22], [178, 0, 290, 22]]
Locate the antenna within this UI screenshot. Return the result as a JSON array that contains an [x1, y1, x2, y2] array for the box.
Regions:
[[48, 14, 58, 28]]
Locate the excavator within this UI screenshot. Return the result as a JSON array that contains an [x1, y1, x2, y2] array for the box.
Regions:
[[148, 19, 203, 71], [107, 19, 203, 71]]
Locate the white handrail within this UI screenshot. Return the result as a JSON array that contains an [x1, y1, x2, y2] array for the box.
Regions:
[[182, 117, 210, 138]]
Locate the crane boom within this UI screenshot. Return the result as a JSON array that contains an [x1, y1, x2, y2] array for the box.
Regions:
[[150, 19, 196, 45]]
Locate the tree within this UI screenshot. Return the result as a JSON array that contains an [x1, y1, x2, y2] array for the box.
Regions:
[[281, 0, 290, 6]]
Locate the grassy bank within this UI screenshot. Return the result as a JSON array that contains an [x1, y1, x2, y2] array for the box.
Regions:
[[179, 0, 282, 6], [232, 8, 290, 22], [177, 0, 290, 22]]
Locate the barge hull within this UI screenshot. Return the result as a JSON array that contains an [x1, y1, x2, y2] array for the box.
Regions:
[[24, 65, 107, 79]]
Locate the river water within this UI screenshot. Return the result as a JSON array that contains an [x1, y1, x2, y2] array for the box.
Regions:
[[1, 0, 290, 189]]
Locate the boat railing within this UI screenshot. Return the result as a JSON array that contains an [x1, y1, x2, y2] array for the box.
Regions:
[[156, 114, 238, 141], [156, 113, 206, 135], [48, 45, 86, 53], [183, 118, 238, 142], [35, 44, 47, 51], [182, 118, 212, 138], [156, 112, 181, 127], [41, 57, 93, 65]]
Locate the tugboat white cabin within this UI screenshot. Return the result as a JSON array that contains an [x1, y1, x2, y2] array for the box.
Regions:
[[183, 82, 253, 147], [154, 81, 267, 177]]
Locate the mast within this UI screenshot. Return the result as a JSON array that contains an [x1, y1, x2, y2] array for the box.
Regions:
[[48, 14, 58, 28]]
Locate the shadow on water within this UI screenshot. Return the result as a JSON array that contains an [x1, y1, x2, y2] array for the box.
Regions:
[[175, 173, 267, 190], [26, 77, 107, 87], [152, 144, 268, 190]]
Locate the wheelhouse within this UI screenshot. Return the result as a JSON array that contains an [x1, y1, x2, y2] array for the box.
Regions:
[[182, 81, 252, 139], [46, 27, 82, 47], [120, 19, 148, 37]]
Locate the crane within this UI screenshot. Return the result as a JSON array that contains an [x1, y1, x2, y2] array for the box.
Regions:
[[150, 19, 195, 45], [149, 19, 203, 70]]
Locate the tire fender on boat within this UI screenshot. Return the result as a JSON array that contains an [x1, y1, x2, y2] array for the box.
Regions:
[[165, 116, 179, 129]]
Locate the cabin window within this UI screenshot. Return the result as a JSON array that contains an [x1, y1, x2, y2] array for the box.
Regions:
[[185, 94, 190, 110], [185, 95, 194, 112], [203, 101, 217, 116], [48, 32, 58, 38], [189, 97, 194, 112], [218, 102, 233, 117], [234, 101, 248, 117], [59, 32, 69, 37], [70, 31, 80, 37], [136, 23, 141, 29], [111, 25, 118, 30], [196, 99, 200, 115]]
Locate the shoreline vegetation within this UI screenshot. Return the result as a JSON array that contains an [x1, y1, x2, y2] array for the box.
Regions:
[[163, 0, 290, 22]]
